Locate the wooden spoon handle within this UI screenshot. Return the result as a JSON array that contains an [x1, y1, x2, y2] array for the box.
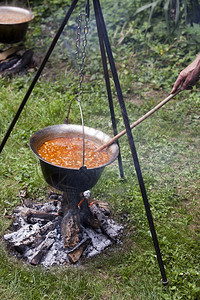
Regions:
[[96, 90, 181, 152]]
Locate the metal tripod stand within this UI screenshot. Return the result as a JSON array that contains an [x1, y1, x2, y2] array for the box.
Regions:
[[0, 0, 168, 285]]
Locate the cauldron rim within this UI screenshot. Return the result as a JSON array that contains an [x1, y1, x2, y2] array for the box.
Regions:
[[29, 124, 119, 170], [0, 6, 34, 25]]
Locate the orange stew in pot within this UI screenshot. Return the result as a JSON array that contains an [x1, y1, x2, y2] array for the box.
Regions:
[[38, 137, 109, 169]]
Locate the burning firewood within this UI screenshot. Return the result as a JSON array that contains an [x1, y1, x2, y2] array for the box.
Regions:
[[0, 55, 21, 72], [0, 45, 34, 77], [61, 208, 81, 249], [0, 46, 23, 60], [0, 49, 34, 77], [20, 207, 59, 224], [4, 221, 56, 248], [89, 202, 123, 241], [3, 192, 123, 266], [29, 230, 56, 265], [67, 237, 91, 263]]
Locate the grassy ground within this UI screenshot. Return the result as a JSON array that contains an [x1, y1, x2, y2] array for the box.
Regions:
[[0, 2, 200, 299]]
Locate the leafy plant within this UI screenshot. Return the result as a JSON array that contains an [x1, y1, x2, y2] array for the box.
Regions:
[[133, 0, 200, 38]]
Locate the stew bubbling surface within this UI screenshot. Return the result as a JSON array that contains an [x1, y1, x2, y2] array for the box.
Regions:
[[38, 137, 109, 169]]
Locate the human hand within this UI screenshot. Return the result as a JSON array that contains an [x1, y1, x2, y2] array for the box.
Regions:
[[171, 54, 200, 94]]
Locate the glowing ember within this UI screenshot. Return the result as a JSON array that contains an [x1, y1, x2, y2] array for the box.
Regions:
[[38, 137, 109, 168]]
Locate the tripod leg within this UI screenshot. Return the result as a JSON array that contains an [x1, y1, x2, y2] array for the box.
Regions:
[[94, 5, 124, 178], [93, 0, 168, 285]]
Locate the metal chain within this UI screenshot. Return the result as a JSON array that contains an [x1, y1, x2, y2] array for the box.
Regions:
[[65, 10, 89, 123], [74, 9, 89, 167], [75, 14, 82, 59], [76, 12, 89, 102]]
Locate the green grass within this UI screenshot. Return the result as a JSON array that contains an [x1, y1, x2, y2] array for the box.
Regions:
[[0, 1, 200, 299]]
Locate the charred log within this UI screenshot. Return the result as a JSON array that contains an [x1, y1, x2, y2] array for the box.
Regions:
[[1, 49, 33, 76], [4, 221, 56, 249], [67, 237, 91, 264], [0, 56, 21, 72], [0, 46, 23, 61], [79, 197, 100, 229], [29, 230, 55, 265], [61, 208, 81, 249], [89, 202, 123, 241], [20, 207, 59, 223]]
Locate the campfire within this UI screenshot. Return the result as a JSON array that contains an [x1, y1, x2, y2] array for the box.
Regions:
[[4, 191, 123, 266], [4, 125, 123, 266]]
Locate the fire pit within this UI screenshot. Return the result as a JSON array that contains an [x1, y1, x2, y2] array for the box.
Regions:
[[4, 192, 123, 266]]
